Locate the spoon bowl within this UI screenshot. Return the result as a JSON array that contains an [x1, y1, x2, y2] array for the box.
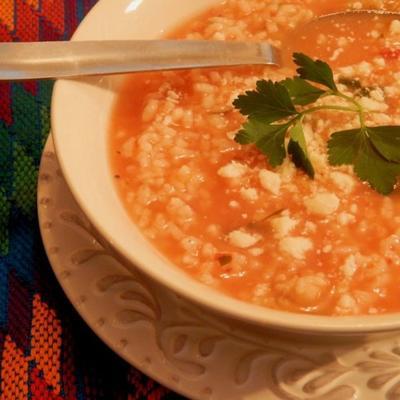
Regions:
[[282, 9, 400, 67]]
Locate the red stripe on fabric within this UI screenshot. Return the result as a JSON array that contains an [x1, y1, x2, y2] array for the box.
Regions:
[[64, 0, 78, 39], [30, 367, 63, 400], [7, 270, 33, 352], [60, 326, 78, 400], [15, 0, 39, 41], [22, 81, 38, 96], [0, 83, 12, 126], [83, 0, 93, 15], [41, 0, 65, 34], [0, 23, 12, 42], [40, 17, 63, 41]]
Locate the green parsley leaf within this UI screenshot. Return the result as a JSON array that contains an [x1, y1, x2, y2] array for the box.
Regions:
[[282, 77, 326, 106], [235, 119, 265, 144], [367, 126, 400, 163], [328, 128, 400, 195], [288, 120, 315, 178], [354, 137, 400, 195], [293, 53, 338, 92], [233, 52, 400, 195], [327, 128, 361, 166], [233, 80, 297, 123], [235, 120, 291, 167]]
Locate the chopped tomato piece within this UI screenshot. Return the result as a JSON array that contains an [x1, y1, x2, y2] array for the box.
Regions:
[[380, 48, 400, 60]]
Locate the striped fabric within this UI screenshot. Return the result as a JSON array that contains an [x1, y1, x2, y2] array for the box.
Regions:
[[0, 1, 181, 398]]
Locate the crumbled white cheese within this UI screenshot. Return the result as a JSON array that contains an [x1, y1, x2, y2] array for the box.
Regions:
[[181, 236, 201, 253], [337, 36, 348, 47], [249, 247, 264, 256], [303, 123, 314, 142], [390, 19, 400, 35], [338, 212, 356, 225], [358, 61, 372, 76], [330, 172, 355, 194], [372, 113, 392, 125], [323, 245, 332, 253], [305, 221, 317, 233], [193, 82, 216, 93], [310, 151, 328, 170], [341, 255, 358, 278], [359, 96, 388, 112], [142, 99, 159, 122], [259, 169, 281, 195], [350, 204, 358, 213], [254, 283, 268, 297], [304, 193, 340, 216], [276, 159, 296, 183], [270, 215, 298, 238], [202, 243, 217, 257], [121, 138, 135, 158], [229, 200, 240, 209], [240, 187, 259, 202], [207, 224, 221, 236], [218, 161, 247, 178], [373, 57, 386, 67], [330, 48, 343, 62], [317, 33, 327, 45], [279, 237, 313, 259], [369, 30, 380, 39], [370, 88, 385, 102], [167, 197, 195, 220], [294, 275, 327, 304], [337, 294, 357, 310], [226, 130, 236, 140], [385, 86, 400, 97], [227, 230, 261, 249], [339, 66, 355, 77]]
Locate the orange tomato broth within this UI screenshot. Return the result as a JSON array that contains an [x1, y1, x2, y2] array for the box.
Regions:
[[110, 0, 400, 315]]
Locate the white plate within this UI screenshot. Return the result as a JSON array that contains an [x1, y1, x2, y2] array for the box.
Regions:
[[39, 135, 400, 400]]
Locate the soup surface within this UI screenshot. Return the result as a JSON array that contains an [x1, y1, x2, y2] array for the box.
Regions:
[[110, 0, 400, 316]]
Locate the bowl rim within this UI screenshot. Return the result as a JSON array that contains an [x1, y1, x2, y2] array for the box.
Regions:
[[51, 0, 400, 335]]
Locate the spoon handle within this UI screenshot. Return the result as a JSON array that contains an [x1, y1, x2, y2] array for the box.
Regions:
[[0, 40, 279, 80]]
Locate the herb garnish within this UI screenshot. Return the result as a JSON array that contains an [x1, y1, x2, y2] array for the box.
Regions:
[[233, 52, 400, 195]]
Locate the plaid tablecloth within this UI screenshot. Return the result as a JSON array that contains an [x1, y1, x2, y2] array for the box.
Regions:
[[0, 1, 181, 399]]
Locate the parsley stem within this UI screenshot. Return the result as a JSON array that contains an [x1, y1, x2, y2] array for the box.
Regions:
[[336, 92, 360, 107], [358, 109, 366, 128], [334, 92, 366, 128], [302, 105, 358, 115]]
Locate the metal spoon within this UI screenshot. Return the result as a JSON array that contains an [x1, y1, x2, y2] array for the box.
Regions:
[[0, 9, 398, 81], [0, 40, 279, 80], [308, 8, 400, 21]]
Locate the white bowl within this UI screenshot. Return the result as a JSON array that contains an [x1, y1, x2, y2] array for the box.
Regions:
[[51, 0, 400, 336]]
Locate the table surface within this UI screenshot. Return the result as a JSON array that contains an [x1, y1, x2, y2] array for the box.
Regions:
[[0, 1, 182, 398]]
